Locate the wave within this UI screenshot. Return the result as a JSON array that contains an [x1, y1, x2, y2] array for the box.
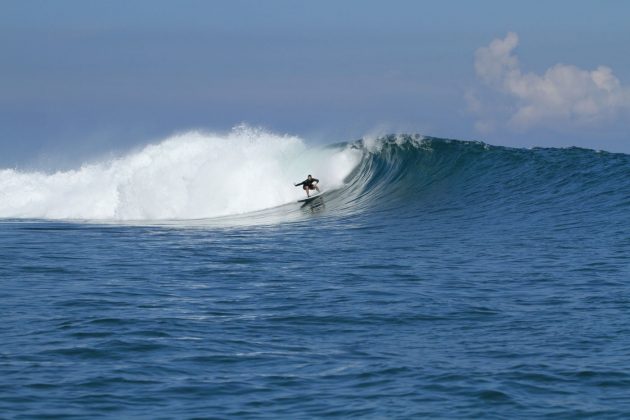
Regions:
[[1, 129, 628, 223], [0, 126, 361, 220], [337, 135, 630, 220]]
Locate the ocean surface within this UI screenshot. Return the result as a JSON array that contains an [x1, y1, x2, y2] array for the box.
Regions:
[[2, 129, 630, 418]]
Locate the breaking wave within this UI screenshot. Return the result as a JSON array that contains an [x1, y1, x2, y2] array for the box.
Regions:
[[0, 126, 361, 220], [1, 128, 629, 224]]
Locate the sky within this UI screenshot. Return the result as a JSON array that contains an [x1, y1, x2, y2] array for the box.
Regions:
[[1, 0, 630, 167]]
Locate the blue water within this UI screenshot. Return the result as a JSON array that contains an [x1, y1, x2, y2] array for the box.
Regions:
[[2, 136, 630, 418]]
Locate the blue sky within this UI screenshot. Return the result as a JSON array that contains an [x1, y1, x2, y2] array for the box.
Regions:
[[2, 0, 630, 166]]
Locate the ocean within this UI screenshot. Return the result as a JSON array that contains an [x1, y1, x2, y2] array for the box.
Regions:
[[1, 128, 630, 418]]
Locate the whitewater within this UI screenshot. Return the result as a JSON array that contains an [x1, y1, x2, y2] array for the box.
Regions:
[[0, 126, 361, 220], [2, 127, 630, 418]]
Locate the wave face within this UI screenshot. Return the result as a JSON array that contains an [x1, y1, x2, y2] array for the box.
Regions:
[[1, 131, 629, 223], [337, 135, 630, 221]]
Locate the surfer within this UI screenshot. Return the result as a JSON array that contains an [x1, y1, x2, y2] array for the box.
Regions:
[[294, 175, 320, 197]]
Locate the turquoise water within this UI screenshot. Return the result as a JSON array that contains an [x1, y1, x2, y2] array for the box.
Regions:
[[2, 136, 630, 418]]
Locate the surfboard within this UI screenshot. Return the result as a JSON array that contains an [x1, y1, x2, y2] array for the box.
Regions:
[[297, 193, 323, 203]]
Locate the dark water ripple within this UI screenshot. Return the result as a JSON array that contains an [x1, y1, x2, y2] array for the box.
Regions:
[[2, 140, 630, 418]]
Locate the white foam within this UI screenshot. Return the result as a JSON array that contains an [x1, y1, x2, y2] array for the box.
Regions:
[[0, 126, 362, 220], [362, 133, 426, 153]]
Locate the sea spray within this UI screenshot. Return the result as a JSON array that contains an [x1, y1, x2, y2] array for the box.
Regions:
[[0, 126, 362, 220]]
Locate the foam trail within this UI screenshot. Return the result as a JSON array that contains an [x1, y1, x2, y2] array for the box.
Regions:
[[0, 126, 362, 220]]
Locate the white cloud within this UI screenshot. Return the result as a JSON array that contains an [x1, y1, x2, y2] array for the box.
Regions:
[[473, 32, 630, 130]]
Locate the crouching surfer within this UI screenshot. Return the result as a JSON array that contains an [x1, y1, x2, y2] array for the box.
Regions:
[[294, 175, 320, 197]]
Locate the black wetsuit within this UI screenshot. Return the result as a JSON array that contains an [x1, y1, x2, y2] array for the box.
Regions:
[[296, 178, 319, 189]]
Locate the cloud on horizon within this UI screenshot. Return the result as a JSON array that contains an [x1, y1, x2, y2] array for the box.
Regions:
[[470, 32, 630, 133]]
